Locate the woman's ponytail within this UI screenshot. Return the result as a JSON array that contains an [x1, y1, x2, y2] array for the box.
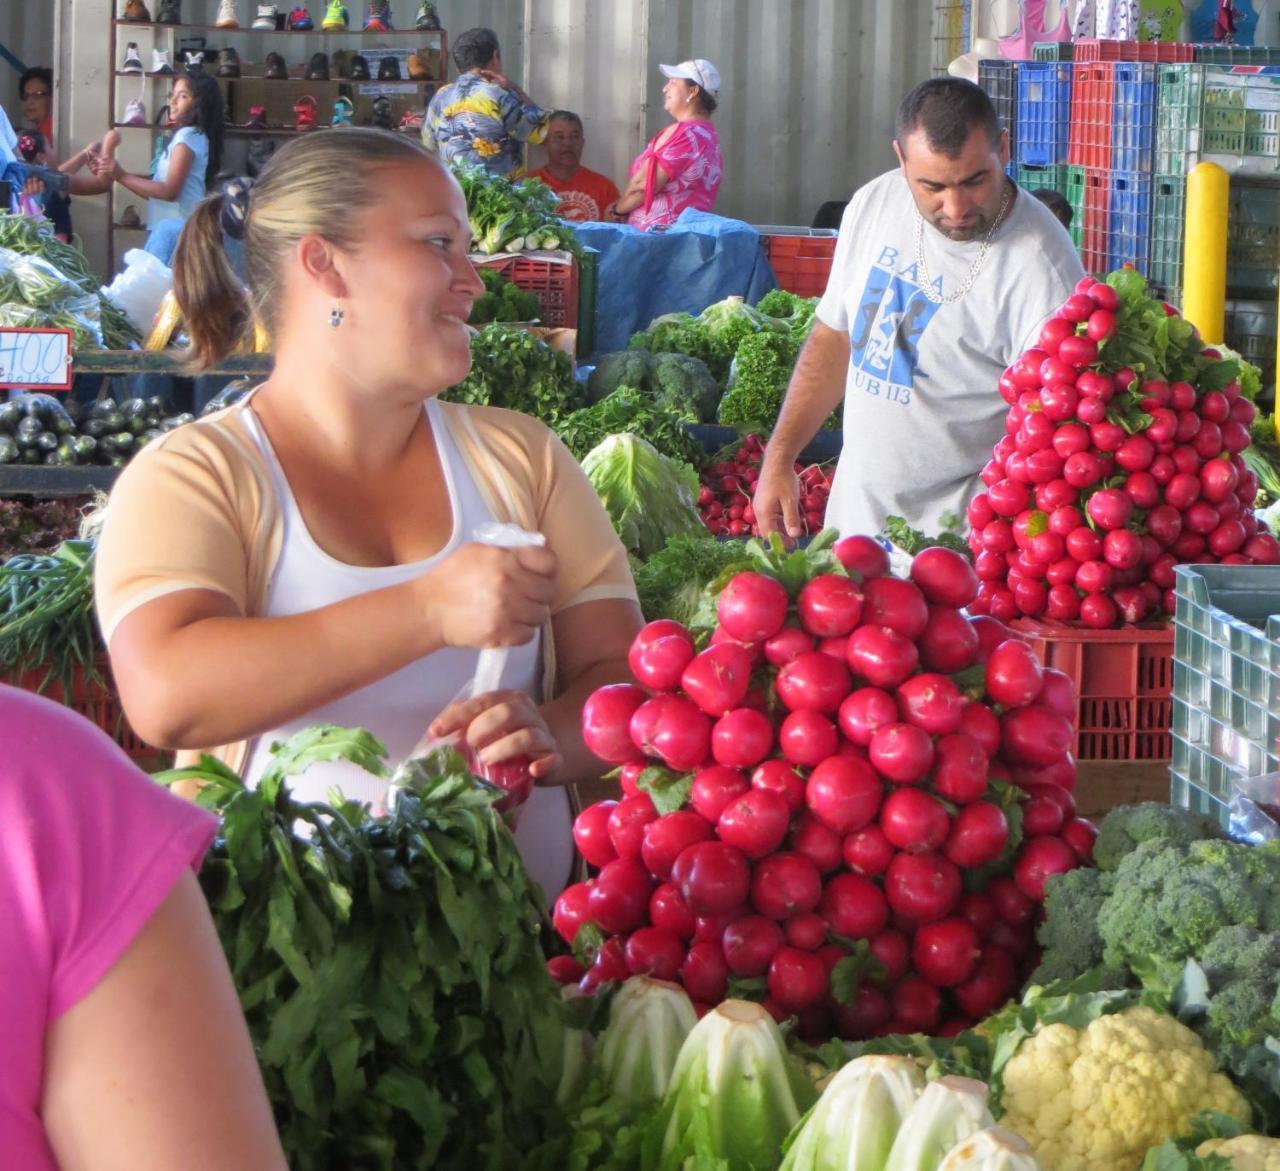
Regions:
[[172, 190, 251, 372]]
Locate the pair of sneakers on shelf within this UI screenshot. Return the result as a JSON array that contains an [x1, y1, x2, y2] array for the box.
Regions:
[[122, 43, 177, 75], [121, 0, 181, 19]]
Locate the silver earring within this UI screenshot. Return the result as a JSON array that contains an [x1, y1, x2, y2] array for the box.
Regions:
[[329, 305, 344, 328]]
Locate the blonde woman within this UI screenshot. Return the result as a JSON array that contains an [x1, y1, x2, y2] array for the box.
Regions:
[[95, 129, 641, 901]]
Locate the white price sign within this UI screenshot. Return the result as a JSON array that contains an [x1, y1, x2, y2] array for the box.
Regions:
[[0, 328, 73, 391]]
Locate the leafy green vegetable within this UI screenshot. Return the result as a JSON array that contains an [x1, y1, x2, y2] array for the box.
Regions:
[[881, 514, 972, 560], [469, 268, 542, 324], [445, 323, 581, 423], [451, 162, 576, 256], [597, 976, 698, 1105], [582, 433, 704, 558], [631, 297, 790, 383], [555, 385, 706, 467], [1139, 1112, 1249, 1171], [780, 1055, 925, 1171], [717, 330, 795, 430], [1033, 866, 1122, 987], [648, 1000, 817, 1171], [587, 348, 720, 424], [630, 535, 753, 627], [158, 731, 573, 1171]]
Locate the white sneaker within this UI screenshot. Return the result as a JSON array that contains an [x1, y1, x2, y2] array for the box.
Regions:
[[151, 48, 173, 74], [122, 42, 143, 75], [122, 97, 147, 125], [216, 0, 239, 27], [252, 4, 278, 29]]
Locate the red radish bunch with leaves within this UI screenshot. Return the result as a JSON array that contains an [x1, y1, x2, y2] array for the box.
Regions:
[[698, 433, 833, 538], [968, 271, 1279, 629], [558, 530, 1094, 1042]]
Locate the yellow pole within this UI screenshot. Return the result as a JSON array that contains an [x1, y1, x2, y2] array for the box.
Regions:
[[1183, 162, 1229, 346]]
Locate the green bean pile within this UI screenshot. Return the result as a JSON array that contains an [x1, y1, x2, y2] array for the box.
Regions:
[[0, 537, 100, 694]]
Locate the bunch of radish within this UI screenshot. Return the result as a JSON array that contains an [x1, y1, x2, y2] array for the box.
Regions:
[[698, 433, 833, 538], [968, 273, 1280, 629], [552, 532, 1094, 1042]]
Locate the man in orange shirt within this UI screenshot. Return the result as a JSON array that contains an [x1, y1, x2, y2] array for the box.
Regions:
[[530, 110, 620, 223]]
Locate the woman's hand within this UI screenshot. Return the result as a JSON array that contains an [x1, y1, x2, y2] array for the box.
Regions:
[[417, 542, 557, 650], [429, 689, 562, 780]]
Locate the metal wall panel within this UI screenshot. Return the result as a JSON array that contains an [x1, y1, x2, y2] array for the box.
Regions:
[[520, 0, 934, 228]]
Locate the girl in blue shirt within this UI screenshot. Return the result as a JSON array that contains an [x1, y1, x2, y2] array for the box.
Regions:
[[100, 71, 224, 264]]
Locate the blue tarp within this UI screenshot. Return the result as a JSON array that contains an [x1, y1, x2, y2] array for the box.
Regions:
[[573, 208, 777, 358]]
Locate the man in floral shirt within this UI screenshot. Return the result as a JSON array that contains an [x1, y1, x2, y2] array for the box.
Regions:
[[422, 27, 549, 178]]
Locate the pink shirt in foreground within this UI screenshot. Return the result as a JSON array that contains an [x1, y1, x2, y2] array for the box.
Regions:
[[0, 686, 217, 1170], [626, 118, 723, 231]]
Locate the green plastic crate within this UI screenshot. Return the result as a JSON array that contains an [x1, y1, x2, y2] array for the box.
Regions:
[[1225, 299, 1278, 395], [1200, 68, 1280, 173], [1172, 564, 1280, 828], [1228, 182, 1280, 295], [1033, 41, 1074, 61], [1017, 164, 1066, 193], [576, 246, 598, 358], [1194, 44, 1280, 66], [1149, 173, 1186, 302], [1064, 165, 1085, 251], [1155, 63, 1204, 175]]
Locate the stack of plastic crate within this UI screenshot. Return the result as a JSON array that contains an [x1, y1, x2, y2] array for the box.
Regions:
[[1068, 61, 1115, 271], [1016, 62, 1072, 210], [1149, 62, 1203, 301], [979, 60, 1018, 166], [1172, 564, 1280, 827]]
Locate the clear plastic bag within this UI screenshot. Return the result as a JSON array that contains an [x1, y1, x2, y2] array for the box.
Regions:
[[101, 248, 174, 334], [397, 523, 549, 822], [1228, 772, 1280, 844]]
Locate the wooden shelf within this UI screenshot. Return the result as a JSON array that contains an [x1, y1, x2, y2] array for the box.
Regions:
[[113, 70, 179, 78], [113, 20, 442, 37]]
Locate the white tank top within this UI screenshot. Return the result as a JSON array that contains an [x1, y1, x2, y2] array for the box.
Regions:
[[238, 398, 573, 899]]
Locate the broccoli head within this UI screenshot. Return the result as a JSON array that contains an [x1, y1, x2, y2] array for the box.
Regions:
[[1098, 839, 1280, 974], [587, 350, 653, 405], [1033, 865, 1119, 987], [1194, 926, 1280, 1075], [1093, 802, 1227, 872], [650, 352, 720, 424]]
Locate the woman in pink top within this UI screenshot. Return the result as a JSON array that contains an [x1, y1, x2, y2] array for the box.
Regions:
[[606, 58, 724, 230], [0, 686, 287, 1170]]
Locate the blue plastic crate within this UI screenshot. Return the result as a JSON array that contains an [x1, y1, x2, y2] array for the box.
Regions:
[[1107, 171, 1153, 273], [1112, 62, 1158, 171], [1017, 62, 1073, 166]]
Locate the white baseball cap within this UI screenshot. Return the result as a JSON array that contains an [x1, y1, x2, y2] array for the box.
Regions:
[[659, 58, 721, 98]]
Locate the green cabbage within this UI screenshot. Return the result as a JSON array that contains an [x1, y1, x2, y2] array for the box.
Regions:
[[581, 433, 703, 558], [598, 977, 698, 1105], [780, 1055, 926, 1170], [653, 999, 817, 1171], [884, 1076, 995, 1171]]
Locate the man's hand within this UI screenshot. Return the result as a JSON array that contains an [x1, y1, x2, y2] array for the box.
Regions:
[[753, 458, 804, 540]]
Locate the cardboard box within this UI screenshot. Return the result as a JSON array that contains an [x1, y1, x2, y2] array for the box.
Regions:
[[351, 81, 436, 129], [264, 79, 340, 130]]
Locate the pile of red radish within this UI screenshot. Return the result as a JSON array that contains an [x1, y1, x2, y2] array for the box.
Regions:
[[968, 273, 1280, 629], [554, 535, 1094, 1042], [698, 433, 833, 538]]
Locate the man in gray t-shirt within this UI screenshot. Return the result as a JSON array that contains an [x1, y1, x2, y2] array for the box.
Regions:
[[755, 78, 1084, 542]]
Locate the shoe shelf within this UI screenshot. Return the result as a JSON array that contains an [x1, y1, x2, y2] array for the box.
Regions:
[[113, 71, 182, 78], [114, 20, 443, 37]]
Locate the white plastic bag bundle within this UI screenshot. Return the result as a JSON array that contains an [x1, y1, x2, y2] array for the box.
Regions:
[[101, 248, 173, 334]]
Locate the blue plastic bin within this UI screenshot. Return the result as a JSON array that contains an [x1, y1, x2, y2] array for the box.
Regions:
[[1017, 62, 1073, 166], [1107, 171, 1153, 274], [1112, 62, 1158, 171]]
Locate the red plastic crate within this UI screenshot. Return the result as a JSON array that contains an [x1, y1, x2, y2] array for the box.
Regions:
[[763, 234, 837, 298], [472, 254, 579, 328], [1074, 38, 1194, 63], [1011, 618, 1175, 761], [1081, 168, 1112, 274], [2, 656, 157, 763], [1068, 62, 1116, 169]]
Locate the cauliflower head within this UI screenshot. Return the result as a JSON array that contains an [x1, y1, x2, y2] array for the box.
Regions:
[[1000, 1007, 1251, 1171], [1197, 1135, 1280, 1170]]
